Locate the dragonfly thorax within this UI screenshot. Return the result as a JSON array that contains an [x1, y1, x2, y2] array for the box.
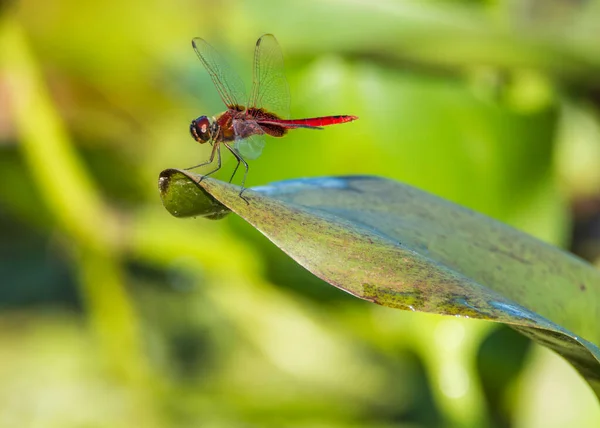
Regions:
[[190, 116, 218, 144]]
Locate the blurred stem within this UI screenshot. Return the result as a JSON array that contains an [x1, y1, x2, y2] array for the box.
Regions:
[[411, 317, 491, 428], [0, 16, 148, 384]]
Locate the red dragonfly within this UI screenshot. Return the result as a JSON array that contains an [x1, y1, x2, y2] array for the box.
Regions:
[[188, 34, 358, 201]]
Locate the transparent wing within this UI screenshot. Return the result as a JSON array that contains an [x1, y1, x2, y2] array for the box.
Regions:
[[233, 119, 267, 160], [192, 37, 247, 108], [248, 34, 290, 119], [234, 134, 266, 160]]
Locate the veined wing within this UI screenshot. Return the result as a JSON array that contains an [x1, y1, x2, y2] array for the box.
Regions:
[[234, 133, 267, 160], [233, 119, 266, 160], [192, 37, 247, 109], [248, 34, 290, 119]]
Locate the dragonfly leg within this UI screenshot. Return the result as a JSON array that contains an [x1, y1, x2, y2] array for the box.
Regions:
[[223, 142, 250, 204], [228, 152, 241, 183], [201, 143, 222, 180], [185, 142, 217, 170], [185, 141, 221, 180]]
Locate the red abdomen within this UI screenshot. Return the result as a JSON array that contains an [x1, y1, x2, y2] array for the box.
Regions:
[[278, 115, 358, 128]]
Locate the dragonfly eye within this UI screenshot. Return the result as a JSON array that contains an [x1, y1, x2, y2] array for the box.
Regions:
[[190, 116, 212, 143]]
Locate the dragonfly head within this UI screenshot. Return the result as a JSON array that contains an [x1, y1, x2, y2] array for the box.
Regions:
[[190, 116, 212, 144]]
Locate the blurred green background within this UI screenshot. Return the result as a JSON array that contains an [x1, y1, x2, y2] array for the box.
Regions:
[[2, 0, 600, 426]]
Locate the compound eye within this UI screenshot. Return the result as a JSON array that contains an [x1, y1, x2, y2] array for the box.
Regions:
[[190, 116, 211, 143], [196, 117, 210, 133]]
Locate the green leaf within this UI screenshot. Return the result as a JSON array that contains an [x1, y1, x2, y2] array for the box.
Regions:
[[159, 169, 600, 398]]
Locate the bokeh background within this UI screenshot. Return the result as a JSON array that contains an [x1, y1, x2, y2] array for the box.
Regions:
[[2, 0, 600, 426]]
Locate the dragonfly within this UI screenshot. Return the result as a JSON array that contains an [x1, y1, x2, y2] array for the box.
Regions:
[[188, 33, 358, 202]]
